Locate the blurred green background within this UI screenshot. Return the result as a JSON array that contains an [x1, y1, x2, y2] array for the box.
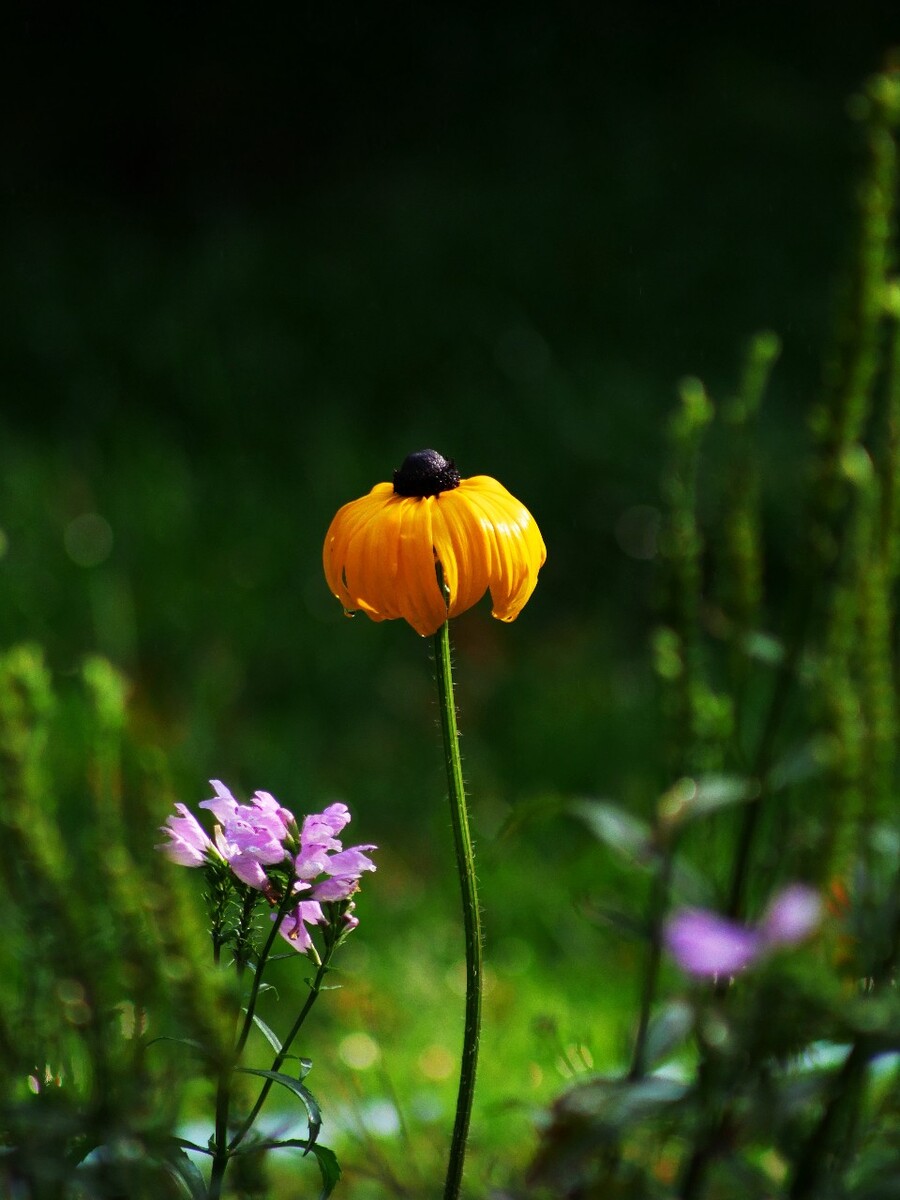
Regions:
[[2, 2, 898, 1193]]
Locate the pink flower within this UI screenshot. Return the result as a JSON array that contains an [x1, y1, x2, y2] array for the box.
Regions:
[[665, 884, 822, 979], [311, 875, 360, 902], [761, 884, 823, 944], [200, 780, 297, 892], [665, 910, 763, 976], [276, 900, 326, 955], [159, 784, 377, 955], [301, 803, 352, 848], [276, 805, 377, 953], [314, 845, 377, 878], [157, 803, 217, 867]]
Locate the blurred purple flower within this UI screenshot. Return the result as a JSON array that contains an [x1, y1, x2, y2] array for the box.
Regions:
[[665, 884, 822, 979], [665, 910, 762, 976], [761, 884, 823, 945]]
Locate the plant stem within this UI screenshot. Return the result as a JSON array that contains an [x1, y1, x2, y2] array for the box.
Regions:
[[433, 621, 483, 1200], [228, 951, 333, 1153], [234, 885, 297, 1060], [208, 884, 302, 1194], [629, 841, 674, 1080], [208, 1053, 234, 1200]]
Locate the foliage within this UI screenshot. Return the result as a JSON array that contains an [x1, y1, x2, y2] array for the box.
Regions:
[[519, 68, 900, 1200], [0, 647, 235, 1197], [0, 33, 899, 1200]]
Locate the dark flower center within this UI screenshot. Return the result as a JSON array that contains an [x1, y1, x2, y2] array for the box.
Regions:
[[393, 449, 461, 497]]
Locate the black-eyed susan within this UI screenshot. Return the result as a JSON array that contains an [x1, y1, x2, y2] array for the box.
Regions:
[[323, 449, 546, 637], [323, 449, 545, 1197]]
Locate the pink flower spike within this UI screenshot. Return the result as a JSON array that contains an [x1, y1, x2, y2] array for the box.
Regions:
[[325, 846, 377, 876], [275, 900, 326, 954], [343, 903, 359, 932], [225, 850, 272, 891], [761, 885, 822, 947], [665, 908, 763, 977], [157, 803, 214, 867], [294, 844, 334, 880], [300, 821, 340, 852], [320, 802, 352, 832], [311, 875, 360, 902], [252, 790, 295, 832], [200, 779, 240, 824], [227, 814, 288, 864]]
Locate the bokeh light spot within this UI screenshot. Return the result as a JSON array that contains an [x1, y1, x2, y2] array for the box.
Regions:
[[418, 1043, 454, 1081], [339, 1031, 380, 1069], [64, 513, 114, 567]]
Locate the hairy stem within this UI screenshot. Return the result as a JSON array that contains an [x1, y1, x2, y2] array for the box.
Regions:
[[433, 621, 483, 1200]]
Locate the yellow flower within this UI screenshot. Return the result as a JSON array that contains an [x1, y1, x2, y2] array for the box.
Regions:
[[323, 450, 546, 637]]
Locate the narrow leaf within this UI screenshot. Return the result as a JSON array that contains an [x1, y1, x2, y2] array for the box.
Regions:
[[171, 1137, 213, 1157], [642, 1001, 695, 1068], [231, 1140, 341, 1199], [235, 1068, 321, 1148], [571, 800, 655, 864], [658, 775, 759, 827], [157, 1146, 209, 1199], [245, 1011, 282, 1054], [144, 1036, 210, 1059]]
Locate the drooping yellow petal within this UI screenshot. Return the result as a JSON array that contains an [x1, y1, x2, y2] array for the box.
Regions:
[[432, 489, 492, 620], [323, 461, 545, 636], [394, 497, 448, 636], [349, 490, 405, 621], [324, 487, 381, 610], [461, 477, 546, 622]]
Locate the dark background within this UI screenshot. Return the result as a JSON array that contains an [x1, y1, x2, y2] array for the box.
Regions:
[[2, 0, 899, 824], [3, 4, 900, 1189]]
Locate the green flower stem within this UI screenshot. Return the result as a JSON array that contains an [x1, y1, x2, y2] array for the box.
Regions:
[[629, 838, 675, 1080], [234, 884, 298, 1060], [433, 621, 483, 1200], [208, 1057, 234, 1200], [208, 884, 300, 1198], [228, 949, 334, 1153]]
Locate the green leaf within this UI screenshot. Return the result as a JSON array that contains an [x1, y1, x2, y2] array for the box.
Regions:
[[558, 1074, 688, 1132], [171, 1137, 213, 1157], [309, 1143, 341, 1198], [578, 901, 650, 941], [768, 738, 831, 791], [157, 1145, 209, 1199], [657, 774, 759, 827], [571, 800, 655, 865], [232, 1139, 341, 1198], [642, 1001, 694, 1068], [235, 1068, 321, 1147], [144, 1036, 211, 1059], [246, 1011, 282, 1054], [740, 630, 785, 666]]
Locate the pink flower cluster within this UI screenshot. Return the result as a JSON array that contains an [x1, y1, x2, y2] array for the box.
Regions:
[[158, 780, 376, 954], [664, 884, 822, 979]]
